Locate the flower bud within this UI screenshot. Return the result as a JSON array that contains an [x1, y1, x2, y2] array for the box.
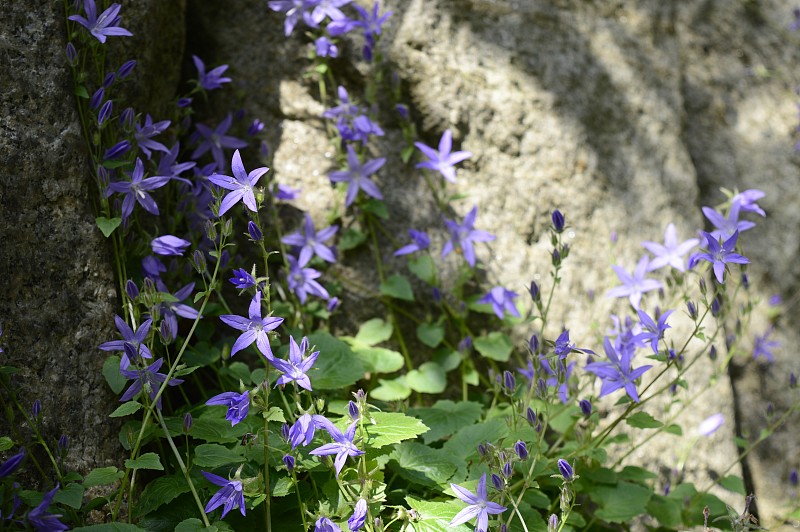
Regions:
[[125, 279, 139, 300], [557, 458, 573, 481], [710, 296, 721, 317], [686, 300, 697, 320], [551, 209, 565, 232], [547, 514, 559, 532], [97, 100, 113, 126], [514, 441, 528, 460], [183, 412, 193, 433], [117, 59, 137, 79], [119, 107, 135, 129], [503, 371, 516, 394], [529, 281, 540, 302], [502, 461, 513, 479], [248, 119, 265, 137], [58, 435, 69, 454], [192, 250, 207, 274], [32, 399, 42, 420], [551, 248, 560, 267], [65, 42, 77, 66], [348, 401, 360, 420], [222, 218, 233, 238], [431, 287, 442, 303], [89, 87, 105, 110], [709, 345, 717, 361], [204, 220, 217, 241], [790, 373, 797, 389], [790, 469, 798, 487], [102, 71, 116, 88], [282, 454, 295, 472], [742, 273, 750, 289], [326, 297, 340, 312], [477, 443, 487, 457], [579, 399, 592, 417], [699, 277, 707, 295], [159, 319, 175, 345], [247, 221, 262, 241], [526, 408, 537, 427], [103, 140, 130, 160], [491, 473, 504, 490], [458, 336, 472, 352], [529, 334, 539, 353], [177, 97, 193, 108]]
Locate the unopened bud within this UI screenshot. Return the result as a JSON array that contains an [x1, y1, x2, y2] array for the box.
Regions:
[[204, 220, 217, 241], [65, 42, 77, 66], [282, 454, 295, 472], [579, 399, 592, 417], [548, 514, 559, 532], [526, 408, 537, 427], [125, 279, 139, 300], [529, 334, 539, 353], [192, 249, 207, 273], [183, 412, 193, 433], [117, 60, 137, 79], [97, 100, 113, 126], [247, 221, 262, 241], [102, 71, 116, 88], [686, 301, 697, 320], [514, 441, 528, 460], [529, 280, 540, 302], [32, 399, 42, 420], [551, 209, 565, 232], [491, 473, 504, 490]]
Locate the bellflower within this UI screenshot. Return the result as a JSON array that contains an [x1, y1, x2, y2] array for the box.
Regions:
[[107, 158, 170, 219], [287, 413, 337, 449], [281, 213, 338, 265], [315, 36, 339, 58], [274, 183, 301, 201], [0, 448, 25, 479], [324, 86, 359, 120], [478, 286, 520, 319], [606, 255, 662, 309], [157, 143, 196, 181], [309, 421, 364, 477], [134, 114, 171, 159], [314, 517, 342, 532], [155, 282, 200, 341], [27, 484, 68, 531], [553, 329, 593, 358], [352, 2, 392, 41], [99, 315, 153, 362], [688, 231, 750, 284], [584, 336, 652, 403], [287, 255, 330, 303], [634, 309, 674, 354], [449, 473, 507, 532], [271, 336, 319, 391], [202, 471, 246, 518], [442, 206, 496, 267], [307, 0, 351, 26], [119, 357, 184, 409], [731, 189, 766, 217], [414, 129, 472, 183], [702, 201, 756, 241], [538, 354, 575, 404], [193, 114, 248, 172], [229, 268, 257, 289], [151, 235, 190, 256], [642, 223, 699, 272], [329, 145, 385, 206], [268, 0, 320, 36], [557, 459, 573, 481], [697, 413, 725, 436], [193, 55, 232, 91], [206, 390, 250, 426], [348, 499, 368, 531], [219, 291, 284, 359], [208, 149, 270, 216], [68, 0, 132, 43], [394, 229, 430, 256], [753, 328, 779, 362]]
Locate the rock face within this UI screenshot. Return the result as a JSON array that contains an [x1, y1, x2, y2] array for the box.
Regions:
[[3, 0, 797, 526]]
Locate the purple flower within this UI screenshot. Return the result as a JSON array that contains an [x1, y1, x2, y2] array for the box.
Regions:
[[753, 328, 779, 362], [134, 114, 171, 159], [791, 8, 800, 31], [688, 231, 750, 284], [206, 390, 250, 426], [314, 517, 342, 532], [348, 499, 368, 531], [536, 353, 575, 404], [606, 255, 662, 309], [193, 55, 232, 91], [268, 0, 320, 36], [104, 140, 131, 160], [329, 145, 385, 207], [208, 149, 270, 216], [697, 413, 725, 436], [157, 143, 196, 181], [449, 473, 507, 532], [702, 201, 756, 241], [309, 421, 364, 477], [306, 0, 351, 26], [0, 448, 25, 479], [155, 282, 200, 341], [352, 2, 392, 41], [219, 291, 284, 359], [274, 183, 301, 201], [229, 268, 256, 289], [287, 413, 336, 449], [99, 315, 153, 362], [553, 329, 594, 358], [514, 441, 528, 460], [119, 357, 184, 409], [107, 158, 170, 219], [584, 336, 652, 403], [731, 189, 766, 217], [27, 484, 68, 531], [287, 255, 330, 303], [394, 229, 430, 256], [202, 471, 246, 518], [414, 130, 472, 183], [271, 336, 319, 391], [442, 206, 496, 267], [557, 459, 573, 481], [315, 36, 339, 58], [151, 235, 190, 256], [281, 213, 338, 265], [192, 114, 248, 172], [68, 1, 132, 43], [248, 119, 265, 137], [642, 223, 699, 272], [478, 286, 520, 319], [634, 309, 674, 354]]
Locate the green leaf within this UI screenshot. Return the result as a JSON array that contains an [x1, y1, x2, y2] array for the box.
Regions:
[[363, 412, 428, 448], [443, 419, 508, 460], [0, 437, 14, 452], [101, 159, 132, 169], [221, 361, 252, 385], [646, 494, 683, 528], [663, 423, 683, 436], [406, 496, 471, 532], [407, 255, 436, 284], [719, 475, 746, 495], [264, 406, 285, 423], [619, 466, 658, 482], [110, 401, 143, 418], [307, 332, 365, 389], [135, 474, 192, 518], [95, 216, 122, 238], [379, 275, 414, 301], [406, 362, 446, 394], [314, 63, 328, 74], [591, 481, 652, 523], [125, 452, 164, 471], [408, 400, 482, 444], [0, 366, 19, 375], [54, 482, 84, 509], [362, 199, 389, 219], [473, 332, 513, 361], [352, 345, 405, 374], [401, 145, 414, 164], [371, 376, 411, 401], [190, 416, 254, 444], [354, 318, 393, 345], [338, 228, 367, 251], [71, 525, 147, 532], [625, 411, 662, 429], [389, 442, 457, 486], [83, 466, 123, 487], [416, 322, 444, 348], [193, 291, 206, 303], [103, 355, 126, 394], [433, 348, 461, 372], [193, 444, 245, 468], [74, 85, 90, 99]]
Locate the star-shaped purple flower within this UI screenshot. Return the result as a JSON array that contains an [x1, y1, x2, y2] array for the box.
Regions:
[[642, 223, 699, 272], [119, 357, 184, 409], [449, 473, 507, 532], [752, 328, 779, 362], [329, 144, 385, 207], [584, 336, 652, 403], [731, 189, 766, 217], [193, 55, 232, 91], [442, 206, 496, 267], [414, 129, 472, 183], [99, 315, 154, 363], [271, 336, 319, 391], [478, 286, 520, 319], [202, 471, 246, 518], [309, 421, 364, 477], [268, 0, 320, 36], [27, 484, 69, 531], [348, 499, 368, 532], [157, 142, 196, 181], [281, 213, 338, 266], [155, 282, 200, 341], [134, 114, 171, 160], [208, 149, 270, 216], [702, 201, 756, 241], [688, 231, 750, 284], [107, 158, 170, 219], [192, 114, 248, 172], [151, 235, 190, 256], [229, 268, 257, 289], [633, 309, 674, 354], [287, 413, 337, 449], [68, 0, 132, 44], [394, 229, 430, 256], [206, 390, 250, 426], [219, 291, 284, 359], [606, 255, 662, 309], [286, 255, 330, 304]]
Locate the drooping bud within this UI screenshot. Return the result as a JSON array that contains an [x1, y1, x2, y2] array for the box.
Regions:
[[579, 399, 592, 417], [514, 441, 528, 460], [102, 71, 116, 88], [326, 297, 340, 312], [686, 300, 697, 320], [89, 87, 105, 110], [699, 277, 707, 295], [551, 248, 560, 267], [65, 42, 77, 66], [97, 100, 113, 126]]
